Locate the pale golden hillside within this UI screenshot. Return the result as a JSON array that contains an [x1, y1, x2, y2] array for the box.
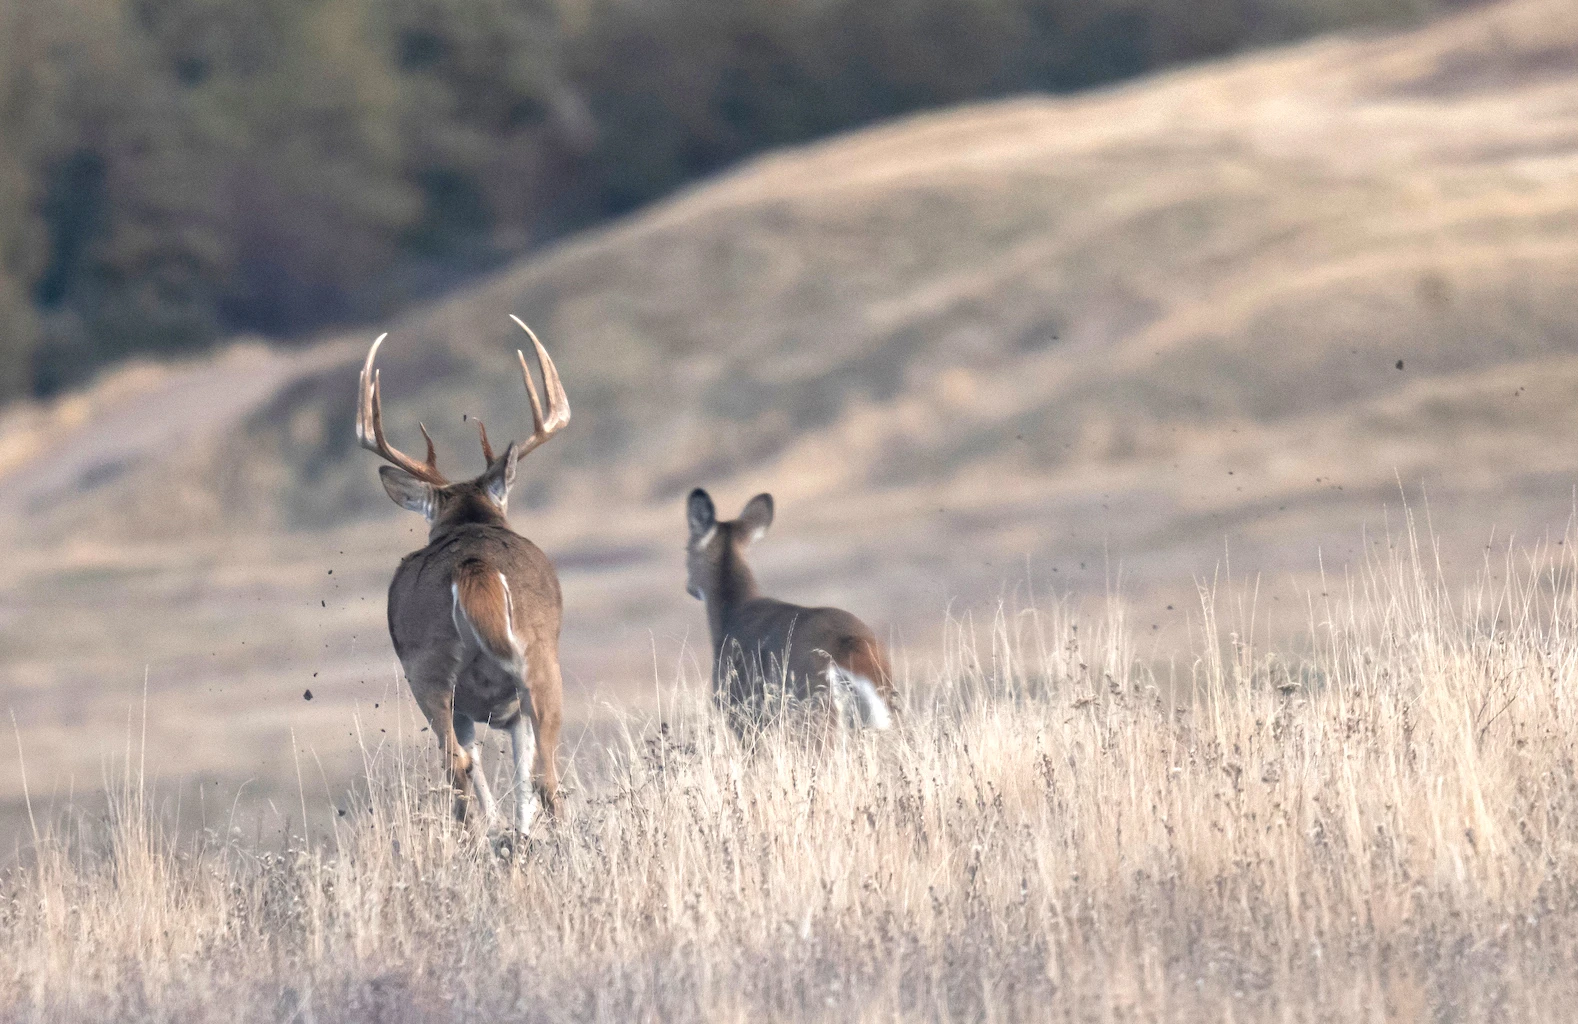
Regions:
[[1, 0, 1576, 823]]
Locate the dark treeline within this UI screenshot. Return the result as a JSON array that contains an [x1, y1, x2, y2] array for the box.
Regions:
[[0, 0, 1454, 397]]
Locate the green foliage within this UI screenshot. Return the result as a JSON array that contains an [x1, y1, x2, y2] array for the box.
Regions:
[[0, 0, 42, 395], [0, 0, 1452, 398]]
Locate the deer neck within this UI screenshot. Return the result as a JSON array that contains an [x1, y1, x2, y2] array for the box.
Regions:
[[428, 495, 509, 542], [706, 544, 760, 646]]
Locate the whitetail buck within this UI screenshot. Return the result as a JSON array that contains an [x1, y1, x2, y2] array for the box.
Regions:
[[685, 490, 897, 734], [358, 316, 569, 831]]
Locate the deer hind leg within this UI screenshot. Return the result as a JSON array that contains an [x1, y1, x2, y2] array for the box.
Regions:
[[453, 714, 497, 826], [506, 716, 540, 832], [407, 677, 477, 824], [520, 643, 563, 817]]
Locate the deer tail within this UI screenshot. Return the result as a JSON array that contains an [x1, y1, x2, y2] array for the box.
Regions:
[[833, 635, 896, 729], [451, 559, 523, 666]]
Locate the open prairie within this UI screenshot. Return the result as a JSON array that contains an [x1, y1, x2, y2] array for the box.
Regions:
[[9, 528, 1578, 1020], [3, 0, 1578, 1015]]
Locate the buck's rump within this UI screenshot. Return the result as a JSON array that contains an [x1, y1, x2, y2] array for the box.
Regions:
[[451, 558, 523, 666]]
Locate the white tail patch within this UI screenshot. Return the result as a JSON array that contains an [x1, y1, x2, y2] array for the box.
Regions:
[[496, 572, 519, 654], [851, 674, 893, 730], [826, 663, 893, 731], [451, 572, 524, 667]]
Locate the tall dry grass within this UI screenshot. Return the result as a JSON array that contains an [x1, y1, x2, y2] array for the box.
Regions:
[[6, 513, 1578, 1021]]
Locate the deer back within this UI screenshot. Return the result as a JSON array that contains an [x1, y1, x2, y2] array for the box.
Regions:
[[718, 599, 872, 686]]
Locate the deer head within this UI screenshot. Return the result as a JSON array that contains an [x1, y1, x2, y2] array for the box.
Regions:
[[357, 316, 570, 530], [685, 489, 774, 602]]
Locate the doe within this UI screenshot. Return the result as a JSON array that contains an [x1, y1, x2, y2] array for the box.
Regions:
[[685, 490, 897, 734]]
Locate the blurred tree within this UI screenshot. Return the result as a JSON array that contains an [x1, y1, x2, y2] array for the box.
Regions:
[[0, 0, 1456, 398], [0, 0, 42, 397], [23, 0, 219, 394], [389, 0, 592, 260], [130, 0, 417, 334]]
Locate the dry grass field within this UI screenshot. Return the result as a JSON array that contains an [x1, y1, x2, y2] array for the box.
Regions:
[[7, 521, 1578, 1021]]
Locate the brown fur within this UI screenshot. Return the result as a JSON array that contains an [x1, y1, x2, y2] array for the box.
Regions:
[[452, 558, 521, 665]]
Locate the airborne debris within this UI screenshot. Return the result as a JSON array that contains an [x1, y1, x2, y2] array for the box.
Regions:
[[303, 689, 313, 701]]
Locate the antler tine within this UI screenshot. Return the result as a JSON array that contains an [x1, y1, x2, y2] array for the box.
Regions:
[[515, 349, 546, 434], [354, 333, 448, 484], [417, 423, 439, 474], [476, 420, 495, 464], [508, 315, 572, 456], [536, 332, 571, 432], [355, 334, 382, 448], [520, 318, 570, 432], [509, 317, 547, 434]]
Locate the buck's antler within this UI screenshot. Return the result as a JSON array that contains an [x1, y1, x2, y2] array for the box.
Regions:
[[503, 315, 571, 458], [356, 333, 448, 484], [476, 420, 495, 464]]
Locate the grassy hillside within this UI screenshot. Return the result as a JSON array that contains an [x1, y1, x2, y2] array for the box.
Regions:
[[1, 0, 1576, 826]]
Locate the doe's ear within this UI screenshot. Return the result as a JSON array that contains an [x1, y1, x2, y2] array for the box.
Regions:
[[738, 492, 774, 544], [380, 466, 435, 518], [482, 441, 519, 507], [687, 488, 717, 541]]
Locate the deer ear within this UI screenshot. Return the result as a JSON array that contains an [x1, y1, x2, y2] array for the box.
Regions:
[[738, 493, 774, 544], [483, 442, 519, 506], [687, 488, 717, 541], [380, 466, 434, 518]]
